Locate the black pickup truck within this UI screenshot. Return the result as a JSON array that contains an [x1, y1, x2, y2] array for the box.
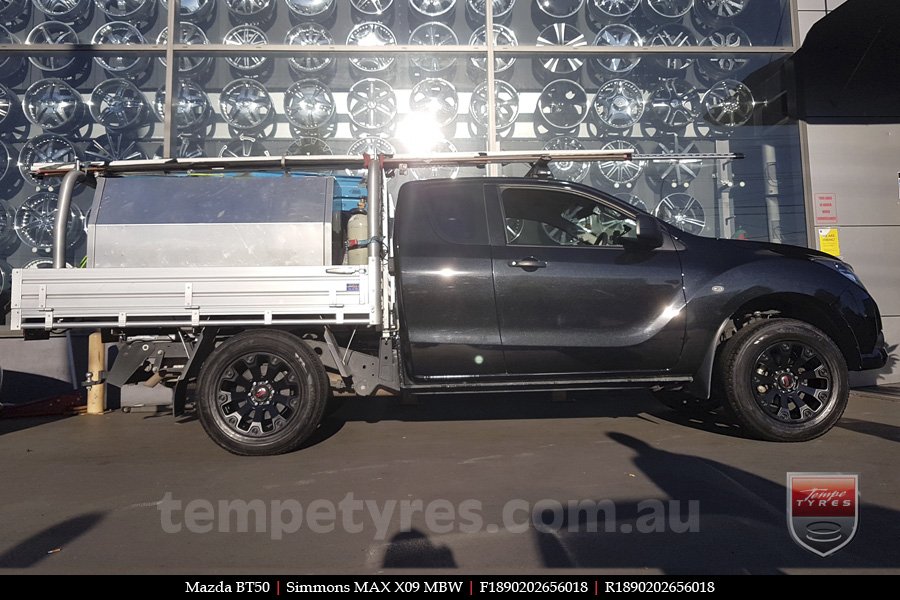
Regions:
[[13, 164, 888, 455]]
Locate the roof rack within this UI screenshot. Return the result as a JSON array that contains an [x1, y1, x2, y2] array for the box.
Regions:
[[30, 149, 743, 179]]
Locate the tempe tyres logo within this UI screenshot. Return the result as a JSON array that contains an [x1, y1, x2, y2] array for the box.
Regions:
[[787, 473, 859, 557]]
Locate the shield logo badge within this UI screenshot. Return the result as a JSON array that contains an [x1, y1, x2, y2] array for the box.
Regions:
[[787, 473, 859, 557]]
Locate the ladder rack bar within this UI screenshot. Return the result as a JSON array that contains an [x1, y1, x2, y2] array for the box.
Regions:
[[31, 150, 743, 178]]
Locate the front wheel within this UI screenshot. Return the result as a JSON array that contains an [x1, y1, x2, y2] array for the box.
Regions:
[[717, 319, 849, 442], [197, 330, 329, 455]]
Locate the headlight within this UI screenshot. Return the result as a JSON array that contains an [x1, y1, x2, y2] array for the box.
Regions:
[[813, 257, 865, 289]]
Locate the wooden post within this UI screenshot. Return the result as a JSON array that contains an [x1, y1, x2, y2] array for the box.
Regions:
[[87, 330, 105, 414]]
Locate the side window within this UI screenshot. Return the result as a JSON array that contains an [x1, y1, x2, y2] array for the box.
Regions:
[[425, 185, 488, 246], [500, 187, 637, 247]]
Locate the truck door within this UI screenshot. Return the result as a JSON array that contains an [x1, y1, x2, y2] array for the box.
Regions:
[[393, 180, 505, 379], [489, 183, 686, 375]]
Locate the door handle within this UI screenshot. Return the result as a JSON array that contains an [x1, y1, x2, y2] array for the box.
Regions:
[[508, 257, 547, 269]]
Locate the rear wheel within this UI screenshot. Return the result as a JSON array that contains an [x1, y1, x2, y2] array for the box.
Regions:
[[197, 330, 329, 455], [717, 319, 848, 442]]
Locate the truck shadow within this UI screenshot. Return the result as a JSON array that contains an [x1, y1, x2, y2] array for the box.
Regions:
[[314, 390, 746, 448]]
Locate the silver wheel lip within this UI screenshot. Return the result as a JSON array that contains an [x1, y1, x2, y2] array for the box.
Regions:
[[23, 77, 83, 130], [654, 192, 704, 234], [346, 22, 397, 72], [701, 78, 754, 127], [466, 0, 515, 18], [409, 77, 459, 128], [84, 133, 148, 161], [0, 139, 13, 182], [648, 78, 701, 128], [409, 0, 456, 17], [285, 23, 334, 73], [94, 0, 152, 18], [15, 191, 83, 250], [284, 0, 334, 18], [469, 79, 519, 130], [469, 24, 518, 73], [409, 21, 458, 72], [537, 78, 588, 130], [645, 0, 693, 19], [536, 0, 584, 18], [592, 78, 646, 129], [347, 136, 395, 156], [537, 23, 587, 74], [543, 135, 589, 183], [616, 193, 647, 211], [351, 0, 393, 15], [591, 0, 639, 17], [592, 23, 643, 73], [598, 139, 644, 185], [0, 26, 22, 75], [347, 77, 397, 131], [223, 24, 269, 71], [283, 79, 336, 130], [90, 77, 148, 129], [18, 133, 79, 185], [91, 21, 149, 74], [219, 78, 274, 131], [26, 21, 79, 72]]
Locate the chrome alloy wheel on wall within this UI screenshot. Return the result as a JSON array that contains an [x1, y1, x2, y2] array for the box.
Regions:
[[346, 22, 397, 73], [26, 22, 80, 74], [595, 139, 645, 188], [469, 80, 519, 131], [409, 0, 455, 18], [18, 134, 79, 187], [219, 78, 275, 132], [153, 80, 211, 131], [469, 24, 518, 73], [91, 78, 149, 130], [701, 79, 755, 128], [283, 80, 335, 131], [347, 78, 398, 132], [223, 25, 269, 73], [592, 24, 642, 74], [409, 78, 458, 128], [23, 78, 84, 132], [654, 192, 705, 234], [285, 23, 333, 75], [536, 79, 588, 131], [592, 79, 645, 130], [14, 191, 83, 250], [91, 22, 150, 78], [157, 23, 211, 75], [542, 136, 589, 183], [409, 22, 458, 73], [536, 23, 587, 75]]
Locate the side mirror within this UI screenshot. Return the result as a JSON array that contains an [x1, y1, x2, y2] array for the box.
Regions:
[[631, 214, 664, 249]]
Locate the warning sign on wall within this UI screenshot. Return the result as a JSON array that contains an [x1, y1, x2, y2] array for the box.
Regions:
[[818, 228, 841, 257], [815, 193, 839, 225]]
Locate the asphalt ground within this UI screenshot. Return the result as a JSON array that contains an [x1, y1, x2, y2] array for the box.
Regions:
[[1, 389, 898, 574]]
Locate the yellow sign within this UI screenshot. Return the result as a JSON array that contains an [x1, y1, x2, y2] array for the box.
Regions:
[[818, 228, 841, 257]]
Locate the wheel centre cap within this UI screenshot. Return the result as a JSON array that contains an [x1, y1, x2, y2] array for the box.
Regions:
[[779, 373, 795, 389]]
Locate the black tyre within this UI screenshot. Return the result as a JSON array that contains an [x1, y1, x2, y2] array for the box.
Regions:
[[197, 330, 329, 455], [717, 319, 849, 442], [653, 389, 721, 413]]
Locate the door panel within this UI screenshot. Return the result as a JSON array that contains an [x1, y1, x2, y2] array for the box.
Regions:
[[491, 185, 686, 375], [394, 181, 505, 378]]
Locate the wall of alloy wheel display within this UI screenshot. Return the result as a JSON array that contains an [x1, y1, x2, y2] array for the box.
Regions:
[[0, 0, 805, 329]]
